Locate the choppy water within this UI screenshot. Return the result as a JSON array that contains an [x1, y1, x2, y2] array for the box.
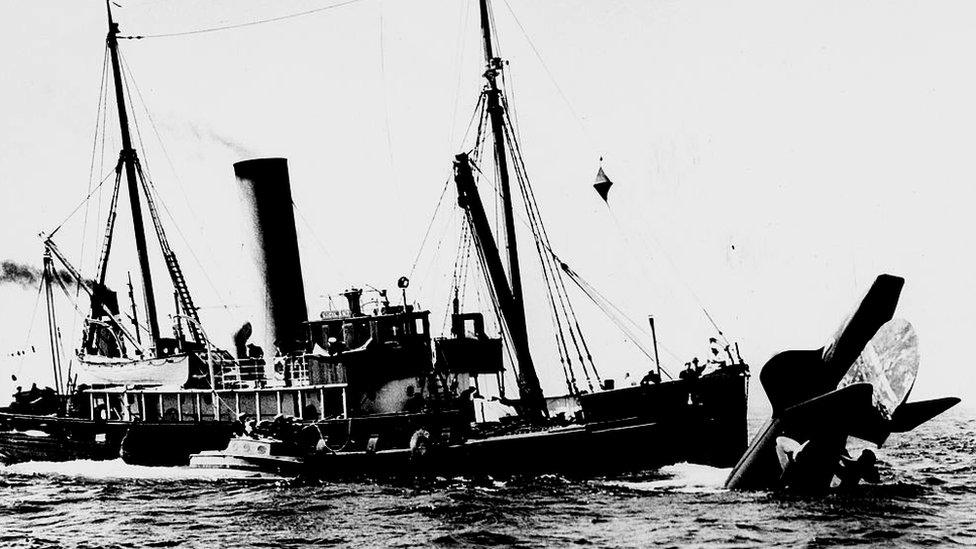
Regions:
[[1, 409, 974, 548]]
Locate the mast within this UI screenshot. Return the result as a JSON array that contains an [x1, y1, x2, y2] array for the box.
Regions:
[[43, 252, 64, 396], [455, 154, 546, 420], [106, 2, 161, 351], [478, 0, 525, 318]]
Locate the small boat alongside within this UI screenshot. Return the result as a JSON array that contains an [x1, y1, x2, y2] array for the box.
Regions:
[[189, 436, 303, 480]]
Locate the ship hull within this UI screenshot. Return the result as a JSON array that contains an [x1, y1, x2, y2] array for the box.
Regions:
[[0, 371, 747, 475], [0, 413, 234, 467], [303, 371, 749, 477]]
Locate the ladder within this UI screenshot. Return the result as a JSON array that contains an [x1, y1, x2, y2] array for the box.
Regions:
[[134, 157, 204, 344]]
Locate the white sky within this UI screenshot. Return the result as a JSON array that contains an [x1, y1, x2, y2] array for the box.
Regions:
[[1, 0, 973, 408]]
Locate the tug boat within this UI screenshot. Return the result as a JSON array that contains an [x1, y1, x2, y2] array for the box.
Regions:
[[1, 0, 750, 476]]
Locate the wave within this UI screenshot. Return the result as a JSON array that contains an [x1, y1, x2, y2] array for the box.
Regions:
[[603, 462, 732, 493], [0, 458, 281, 481]]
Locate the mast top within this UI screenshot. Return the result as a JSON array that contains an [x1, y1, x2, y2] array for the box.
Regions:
[[106, 1, 119, 38], [478, 0, 504, 77]]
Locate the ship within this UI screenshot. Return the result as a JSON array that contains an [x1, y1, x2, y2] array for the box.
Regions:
[[0, 0, 749, 476]]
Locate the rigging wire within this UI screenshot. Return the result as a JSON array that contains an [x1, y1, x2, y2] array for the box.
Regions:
[[11, 282, 45, 382], [66, 46, 112, 356], [47, 169, 120, 239], [558, 259, 676, 380], [503, 129, 591, 392], [119, 50, 233, 312], [497, 94, 601, 388], [499, 0, 597, 156], [447, 0, 473, 152], [119, 51, 235, 319], [417, 207, 460, 295], [408, 177, 451, 280], [81, 47, 112, 271], [292, 200, 348, 286], [119, 0, 368, 40], [610, 199, 734, 347], [465, 177, 521, 388], [377, 0, 405, 231], [443, 221, 471, 335], [407, 94, 486, 281]]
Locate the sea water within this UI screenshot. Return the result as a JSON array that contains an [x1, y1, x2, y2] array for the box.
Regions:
[[1, 408, 974, 548]]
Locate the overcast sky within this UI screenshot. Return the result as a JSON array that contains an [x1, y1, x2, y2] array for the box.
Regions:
[[1, 0, 973, 408]]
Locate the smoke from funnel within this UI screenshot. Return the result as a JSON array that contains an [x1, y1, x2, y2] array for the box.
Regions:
[[0, 260, 88, 289]]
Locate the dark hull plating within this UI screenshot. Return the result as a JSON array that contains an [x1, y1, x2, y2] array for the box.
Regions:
[[0, 414, 235, 467], [305, 371, 749, 477], [0, 371, 747, 475]]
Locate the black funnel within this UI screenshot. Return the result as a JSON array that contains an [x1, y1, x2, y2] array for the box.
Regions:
[[235, 158, 308, 355]]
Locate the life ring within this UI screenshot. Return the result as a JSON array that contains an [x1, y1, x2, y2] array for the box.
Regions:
[[409, 428, 431, 463]]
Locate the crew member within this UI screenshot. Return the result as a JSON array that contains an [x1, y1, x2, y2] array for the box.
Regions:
[[640, 370, 661, 385], [404, 385, 425, 413]]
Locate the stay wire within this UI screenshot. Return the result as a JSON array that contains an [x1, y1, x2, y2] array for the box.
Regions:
[[48, 169, 120, 239], [500, 0, 597, 156], [558, 258, 677, 379], [120, 50, 232, 311], [503, 124, 587, 392], [69, 46, 112, 353], [377, 1, 405, 232], [408, 95, 486, 281], [120, 0, 368, 40], [120, 51, 235, 314], [12, 282, 45, 381], [501, 104, 600, 386]]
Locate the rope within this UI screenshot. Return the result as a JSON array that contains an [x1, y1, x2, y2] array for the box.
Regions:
[[407, 95, 488, 280], [80, 47, 111, 270], [416, 207, 459, 295], [610, 199, 734, 347], [69, 46, 112, 368], [447, 0, 472, 152], [293, 200, 348, 286], [120, 50, 233, 312], [119, 0, 368, 40], [558, 259, 677, 380], [499, 0, 597, 156], [11, 282, 44, 382], [497, 128, 580, 392], [408, 177, 451, 279], [47, 169, 118, 239], [377, 1, 405, 232], [500, 105, 600, 390]]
